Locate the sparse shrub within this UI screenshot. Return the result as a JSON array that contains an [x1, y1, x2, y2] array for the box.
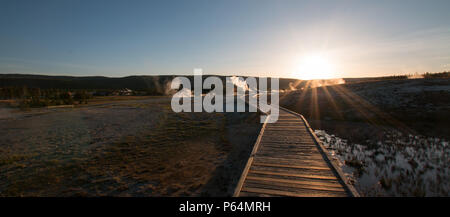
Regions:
[[74, 90, 92, 104]]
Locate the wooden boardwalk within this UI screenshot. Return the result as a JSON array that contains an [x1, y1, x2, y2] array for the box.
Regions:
[[234, 107, 359, 197]]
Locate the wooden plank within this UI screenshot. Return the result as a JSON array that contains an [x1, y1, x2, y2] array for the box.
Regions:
[[264, 126, 307, 129], [263, 126, 305, 129], [260, 138, 315, 143], [246, 172, 342, 187], [241, 186, 346, 197], [249, 165, 336, 177], [260, 138, 316, 144], [242, 183, 347, 197], [238, 191, 280, 197], [248, 170, 338, 181], [263, 129, 309, 132], [253, 156, 330, 167], [260, 138, 316, 143], [267, 122, 305, 125], [258, 143, 318, 149], [258, 141, 318, 146], [261, 132, 311, 136], [252, 162, 330, 171], [240, 187, 308, 197], [268, 122, 304, 124], [268, 119, 303, 122], [262, 133, 311, 137], [244, 177, 346, 192], [257, 148, 321, 157], [244, 180, 347, 195], [259, 141, 316, 145], [254, 152, 324, 160], [259, 144, 319, 150], [258, 147, 319, 154], [272, 121, 304, 124]]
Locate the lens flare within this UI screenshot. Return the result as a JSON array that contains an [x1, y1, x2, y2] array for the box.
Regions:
[[294, 54, 336, 80]]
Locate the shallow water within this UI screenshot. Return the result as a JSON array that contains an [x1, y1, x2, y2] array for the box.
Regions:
[[315, 129, 449, 196]]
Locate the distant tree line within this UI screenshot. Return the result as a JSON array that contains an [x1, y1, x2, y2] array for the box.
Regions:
[[0, 86, 93, 108], [345, 71, 450, 84], [370, 71, 449, 80], [423, 71, 449, 78], [0, 85, 173, 108]]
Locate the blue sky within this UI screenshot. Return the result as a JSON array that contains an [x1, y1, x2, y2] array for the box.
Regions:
[[1, 0, 450, 78]]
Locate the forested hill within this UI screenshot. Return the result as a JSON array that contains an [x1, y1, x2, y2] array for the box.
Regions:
[[0, 74, 303, 91], [0, 74, 177, 91], [3, 72, 446, 92]]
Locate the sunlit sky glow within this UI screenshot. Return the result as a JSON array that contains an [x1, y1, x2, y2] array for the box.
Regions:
[[1, 0, 450, 79]]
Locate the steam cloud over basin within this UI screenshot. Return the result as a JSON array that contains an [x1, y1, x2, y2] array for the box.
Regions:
[[170, 75, 279, 123], [0, 97, 262, 196]]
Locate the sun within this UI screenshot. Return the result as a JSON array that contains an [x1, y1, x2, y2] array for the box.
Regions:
[[294, 54, 336, 80]]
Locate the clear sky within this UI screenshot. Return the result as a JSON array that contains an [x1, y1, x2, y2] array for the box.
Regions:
[[1, 0, 450, 78]]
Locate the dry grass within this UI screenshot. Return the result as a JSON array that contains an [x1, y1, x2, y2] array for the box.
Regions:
[[0, 98, 261, 196]]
